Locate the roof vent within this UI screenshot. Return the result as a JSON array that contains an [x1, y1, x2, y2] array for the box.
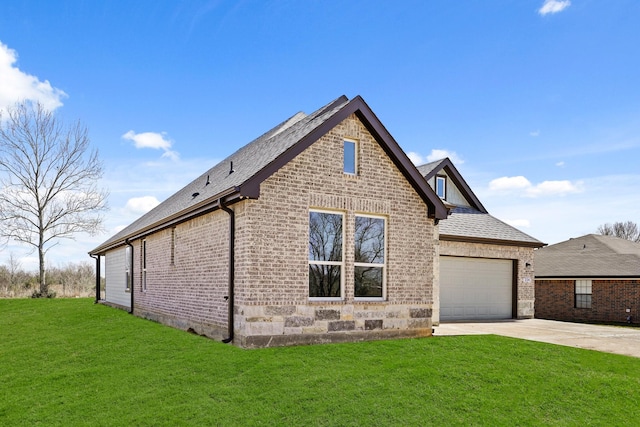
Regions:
[[192, 192, 200, 198], [229, 161, 235, 175], [205, 175, 210, 186]]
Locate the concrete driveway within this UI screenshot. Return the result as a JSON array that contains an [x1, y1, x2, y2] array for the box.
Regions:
[[434, 318, 640, 358]]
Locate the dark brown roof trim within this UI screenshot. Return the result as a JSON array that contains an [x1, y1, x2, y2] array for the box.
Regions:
[[440, 234, 546, 248], [239, 95, 448, 220], [535, 276, 640, 280], [423, 157, 487, 213]]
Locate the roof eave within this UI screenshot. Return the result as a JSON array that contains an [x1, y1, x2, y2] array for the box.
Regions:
[[89, 187, 244, 255], [440, 233, 546, 248]]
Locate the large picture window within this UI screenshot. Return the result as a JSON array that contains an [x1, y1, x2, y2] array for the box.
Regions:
[[575, 280, 592, 309], [354, 215, 386, 299], [309, 211, 344, 299]]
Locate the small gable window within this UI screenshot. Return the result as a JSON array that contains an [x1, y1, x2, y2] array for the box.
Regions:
[[435, 176, 446, 199], [344, 139, 357, 175], [575, 280, 592, 309]]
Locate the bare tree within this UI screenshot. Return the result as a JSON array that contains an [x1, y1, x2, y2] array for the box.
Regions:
[[597, 221, 640, 243], [0, 101, 108, 297]]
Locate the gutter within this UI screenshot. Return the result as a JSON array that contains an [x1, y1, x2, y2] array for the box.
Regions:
[[219, 198, 235, 344], [125, 239, 134, 314], [89, 254, 101, 303]]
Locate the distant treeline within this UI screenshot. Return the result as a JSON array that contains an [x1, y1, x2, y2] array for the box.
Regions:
[[0, 260, 102, 298]]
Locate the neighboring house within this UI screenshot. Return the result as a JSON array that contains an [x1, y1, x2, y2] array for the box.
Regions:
[[89, 95, 450, 348], [535, 234, 640, 324], [417, 158, 545, 323]]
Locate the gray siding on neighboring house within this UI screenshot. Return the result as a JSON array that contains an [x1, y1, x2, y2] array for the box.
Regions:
[[104, 247, 130, 309]]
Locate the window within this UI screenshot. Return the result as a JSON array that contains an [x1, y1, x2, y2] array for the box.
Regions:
[[125, 246, 132, 292], [344, 139, 357, 175], [309, 210, 344, 299], [435, 176, 446, 199], [354, 215, 386, 299], [575, 280, 592, 308], [142, 240, 147, 292]]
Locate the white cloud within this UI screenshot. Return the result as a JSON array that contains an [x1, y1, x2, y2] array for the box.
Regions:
[[0, 41, 67, 112], [406, 151, 425, 165], [556, 161, 565, 167], [489, 175, 583, 197], [407, 149, 464, 166], [124, 196, 160, 215], [538, 0, 571, 16], [427, 149, 464, 164], [122, 130, 180, 160], [529, 130, 540, 137], [489, 176, 532, 191]]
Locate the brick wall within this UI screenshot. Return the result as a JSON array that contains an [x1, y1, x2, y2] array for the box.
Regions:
[[131, 211, 232, 339], [234, 113, 437, 347], [535, 279, 640, 324], [438, 240, 535, 321]]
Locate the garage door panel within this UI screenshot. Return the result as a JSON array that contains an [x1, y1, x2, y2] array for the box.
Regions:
[[440, 256, 513, 321]]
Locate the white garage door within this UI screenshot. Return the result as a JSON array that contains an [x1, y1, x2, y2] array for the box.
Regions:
[[440, 256, 513, 321]]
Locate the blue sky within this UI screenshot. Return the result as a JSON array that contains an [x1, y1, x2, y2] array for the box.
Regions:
[[1, 0, 639, 271]]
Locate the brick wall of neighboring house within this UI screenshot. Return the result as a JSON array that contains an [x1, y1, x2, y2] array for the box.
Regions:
[[437, 240, 536, 322], [535, 279, 640, 324], [233, 113, 437, 347]]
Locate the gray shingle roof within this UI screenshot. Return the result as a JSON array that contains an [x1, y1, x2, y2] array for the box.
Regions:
[[535, 234, 640, 278], [440, 206, 543, 247], [416, 160, 442, 177]]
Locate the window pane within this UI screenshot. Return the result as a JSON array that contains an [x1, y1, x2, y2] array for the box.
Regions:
[[576, 294, 592, 309], [355, 266, 383, 297], [355, 216, 384, 264], [309, 265, 341, 297], [436, 176, 446, 198], [309, 212, 343, 261], [344, 140, 356, 174]]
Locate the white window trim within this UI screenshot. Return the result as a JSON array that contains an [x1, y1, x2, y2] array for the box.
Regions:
[[309, 209, 345, 301], [354, 213, 387, 301], [343, 138, 358, 176], [436, 175, 446, 199], [142, 239, 147, 292], [125, 246, 132, 292], [575, 279, 592, 308]]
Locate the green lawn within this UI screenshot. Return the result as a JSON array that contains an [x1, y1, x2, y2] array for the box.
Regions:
[[1, 299, 639, 426]]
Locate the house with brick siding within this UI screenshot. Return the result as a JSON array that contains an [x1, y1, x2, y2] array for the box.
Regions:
[[89, 95, 451, 347], [417, 158, 544, 323], [535, 234, 640, 325]]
